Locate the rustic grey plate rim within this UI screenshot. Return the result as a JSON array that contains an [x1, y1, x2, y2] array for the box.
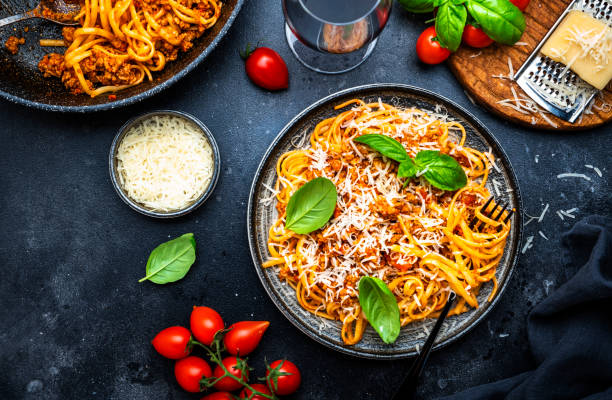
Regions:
[[247, 83, 523, 360]]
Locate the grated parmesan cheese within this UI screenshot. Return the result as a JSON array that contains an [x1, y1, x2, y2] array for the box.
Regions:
[[116, 115, 214, 212]]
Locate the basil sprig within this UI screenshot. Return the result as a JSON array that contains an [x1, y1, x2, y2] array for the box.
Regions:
[[435, 1, 467, 52], [399, 0, 525, 50], [354, 134, 467, 191], [139, 233, 196, 284], [358, 277, 401, 344], [285, 177, 337, 234], [466, 0, 525, 45]]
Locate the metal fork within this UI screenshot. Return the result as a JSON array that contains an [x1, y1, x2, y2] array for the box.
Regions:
[[392, 291, 457, 400], [468, 196, 514, 231], [0, 0, 81, 28]]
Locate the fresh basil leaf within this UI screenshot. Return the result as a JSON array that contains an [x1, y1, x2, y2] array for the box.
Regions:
[[285, 177, 337, 234], [354, 134, 409, 163], [466, 0, 525, 45], [397, 159, 418, 179], [358, 277, 401, 344], [435, 2, 467, 51], [433, 0, 448, 6], [139, 233, 196, 284], [398, 0, 435, 13], [415, 150, 467, 190]]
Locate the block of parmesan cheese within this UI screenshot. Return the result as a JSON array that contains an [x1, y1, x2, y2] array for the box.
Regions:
[[541, 10, 612, 90]]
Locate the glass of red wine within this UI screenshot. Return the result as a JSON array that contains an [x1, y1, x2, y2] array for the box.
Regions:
[[283, 0, 392, 74]]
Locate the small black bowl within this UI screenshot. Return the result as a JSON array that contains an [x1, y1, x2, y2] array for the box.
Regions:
[[109, 110, 220, 218]]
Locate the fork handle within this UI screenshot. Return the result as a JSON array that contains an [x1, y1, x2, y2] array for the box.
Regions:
[[0, 10, 37, 28], [392, 291, 457, 400]]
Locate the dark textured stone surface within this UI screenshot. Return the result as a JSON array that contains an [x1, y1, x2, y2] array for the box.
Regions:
[[0, 0, 610, 399]]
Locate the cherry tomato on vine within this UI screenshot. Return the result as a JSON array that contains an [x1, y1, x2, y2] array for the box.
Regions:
[[152, 326, 192, 359], [266, 360, 301, 396], [213, 356, 248, 392], [223, 321, 270, 356], [462, 25, 494, 48], [509, 0, 530, 11], [200, 393, 234, 400], [416, 26, 451, 65], [239, 383, 272, 400], [175, 356, 212, 393], [190, 306, 224, 346], [242, 46, 289, 91]]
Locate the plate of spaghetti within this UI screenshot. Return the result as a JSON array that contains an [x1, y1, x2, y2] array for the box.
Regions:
[[0, 0, 243, 111], [248, 84, 523, 359]]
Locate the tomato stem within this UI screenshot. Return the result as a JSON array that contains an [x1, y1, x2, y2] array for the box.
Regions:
[[194, 337, 277, 399]]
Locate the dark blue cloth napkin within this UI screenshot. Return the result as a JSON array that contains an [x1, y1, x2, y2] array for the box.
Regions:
[[440, 215, 612, 400]]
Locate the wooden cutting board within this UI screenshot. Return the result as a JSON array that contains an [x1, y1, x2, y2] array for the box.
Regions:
[[447, 0, 612, 130]]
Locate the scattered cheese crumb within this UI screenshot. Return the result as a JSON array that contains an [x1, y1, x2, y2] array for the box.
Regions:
[[557, 173, 591, 181], [522, 235, 534, 254]]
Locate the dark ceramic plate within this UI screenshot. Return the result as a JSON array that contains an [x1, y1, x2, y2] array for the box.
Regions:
[[0, 0, 243, 112], [247, 84, 523, 359]]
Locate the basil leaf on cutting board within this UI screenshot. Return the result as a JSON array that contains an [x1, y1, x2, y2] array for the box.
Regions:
[[139, 233, 196, 284], [358, 277, 401, 344], [398, 0, 435, 13], [285, 177, 337, 235], [354, 134, 409, 163], [466, 0, 525, 45], [415, 150, 468, 191], [435, 1, 467, 51]]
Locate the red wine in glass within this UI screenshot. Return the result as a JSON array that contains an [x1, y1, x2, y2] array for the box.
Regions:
[[283, 0, 392, 74]]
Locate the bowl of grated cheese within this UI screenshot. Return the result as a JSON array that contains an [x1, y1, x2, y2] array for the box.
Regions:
[[109, 110, 220, 218]]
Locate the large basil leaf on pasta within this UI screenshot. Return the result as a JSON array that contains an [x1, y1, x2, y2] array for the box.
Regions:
[[285, 177, 337, 234], [358, 277, 401, 344], [415, 150, 467, 190], [354, 134, 409, 163], [397, 159, 418, 179], [139, 233, 196, 284]]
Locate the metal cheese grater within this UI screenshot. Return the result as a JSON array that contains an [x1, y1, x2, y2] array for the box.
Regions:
[[514, 0, 612, 123]]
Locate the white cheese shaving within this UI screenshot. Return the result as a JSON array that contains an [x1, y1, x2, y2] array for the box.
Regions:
[[585, 164, 603, 177], [521, 235, 534, 254], [557, 173, 591, 181]]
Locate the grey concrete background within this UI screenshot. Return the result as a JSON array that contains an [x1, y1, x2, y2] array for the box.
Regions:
[[0, 0, 610, 399]]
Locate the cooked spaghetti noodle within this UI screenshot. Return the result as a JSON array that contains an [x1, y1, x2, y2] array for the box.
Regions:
[[38, 0, 222, 97], [263, 99, 512, 345]]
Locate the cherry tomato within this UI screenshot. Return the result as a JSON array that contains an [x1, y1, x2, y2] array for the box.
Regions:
[[239, 383, 272, 400], [266, 360, 301, 396], [462, 24, 494, 48], [152, 326, 192, 359], [174, 356, 212, 393], [200, 393, 234, 400], [223, 321, 270, 356], [509, 0, 530, 11], [416, 26, 451, 65], [190, 306, 224, 346], [244, 47, 289, 91], [213, 356, 248, 392]]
